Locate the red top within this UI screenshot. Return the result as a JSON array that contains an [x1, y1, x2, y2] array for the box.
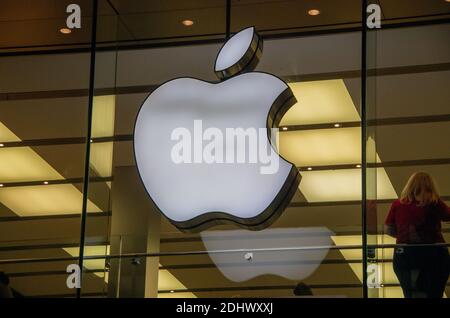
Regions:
[[385, 199, 450, 244]]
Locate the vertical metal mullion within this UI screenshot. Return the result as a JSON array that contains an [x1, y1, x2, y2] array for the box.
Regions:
[[226, 0, 231, 39], [361, 0, 368, 299], [77, 0, 99, 299]]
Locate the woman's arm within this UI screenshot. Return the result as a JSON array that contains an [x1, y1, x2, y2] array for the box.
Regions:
[[384, 201, 397, 238], [384, 224, 397, 238], [438, 200, 450, 222]]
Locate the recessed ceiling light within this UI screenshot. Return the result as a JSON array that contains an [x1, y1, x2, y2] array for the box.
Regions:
[[356, 164, 362, 168], [307, 167, 313, 171], [181, 20, 194, 26], [334, 123, 341, 128], [308, 9, 320, 16], [282, 127, 288, 131], [170, 290, 175, 293], [0, 184, 4, 187], [0, 143, 4, 147], [43, 181, 49, 185], [60, 27, 72, 34]]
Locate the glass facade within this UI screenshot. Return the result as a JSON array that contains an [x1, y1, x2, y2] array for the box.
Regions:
[[0, 0, 449, 298]]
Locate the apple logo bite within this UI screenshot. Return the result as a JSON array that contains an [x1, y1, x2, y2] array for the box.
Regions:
[[134, 26, 301, 232]]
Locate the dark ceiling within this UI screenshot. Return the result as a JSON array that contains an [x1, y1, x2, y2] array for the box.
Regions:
[[0, 0, 449, 51]]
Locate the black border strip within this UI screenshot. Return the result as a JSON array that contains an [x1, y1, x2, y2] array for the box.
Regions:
[[25, 281, 450, 297]]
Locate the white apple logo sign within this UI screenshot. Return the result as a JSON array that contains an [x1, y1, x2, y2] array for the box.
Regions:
[[134, 27, 301, 232]]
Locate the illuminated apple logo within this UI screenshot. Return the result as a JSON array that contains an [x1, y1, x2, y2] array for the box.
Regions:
[[134, 27, 300, 232]]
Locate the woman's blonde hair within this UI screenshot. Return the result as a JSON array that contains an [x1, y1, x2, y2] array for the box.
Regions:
[[400, 172, 440, 205]]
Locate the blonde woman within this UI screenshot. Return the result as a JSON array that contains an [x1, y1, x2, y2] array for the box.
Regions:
[[385, 172, 450, 298]]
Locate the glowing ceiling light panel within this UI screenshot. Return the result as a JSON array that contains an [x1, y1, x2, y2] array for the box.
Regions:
[[280, 127, 361, 167], [299, 168, 397, 202], [0, 184, 101, 216], [63, 245, 110, 280], [90, 96, 115, 180], [282, 80, 360, 125], [0, 121, 101, 216], [134, 27, 300, 232], [0, 147, 63, 183], [158, 269, 196, 298], [278, 79, 397, 202]]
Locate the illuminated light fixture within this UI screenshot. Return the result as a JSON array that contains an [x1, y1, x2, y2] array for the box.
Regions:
[[91, 96, 116, 138], [334, 123, 341, 128], [158, 266, 196, 298], [307, 167, 312, 171], [0, 184, 101, 216], [280, 127, 362, 166], [0, 147, 62, 183], [43, 181, 49, 185], [63, 246, 110, 280], [181, 19, 194, 26], [89, 96, 116, 181], [308, 9, 320, 16], [59, 27, 72, 34], [299, 168, 396, 202], [134, 27, 300, 231], [356, 164, 362, 168], [281, 80, 360, 126], [0, 121, 102, 216], [282, 127, 288, 131], [0, 123, 63, 183], [0, 143, 4, 147], [0, 184, 3, 187], [278, 80, 397, 202]]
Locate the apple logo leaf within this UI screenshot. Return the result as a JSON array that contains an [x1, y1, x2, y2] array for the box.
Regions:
[[214, 26, 263, 80]]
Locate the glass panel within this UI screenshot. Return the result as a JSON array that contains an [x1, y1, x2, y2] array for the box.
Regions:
[[365, 9, 450, 298], [0, 1, 93, 297], [83, 0, 363, 296], [4, 0, 447, 299], [364, 0, 378, 298], [79, 1, 118, 298]]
